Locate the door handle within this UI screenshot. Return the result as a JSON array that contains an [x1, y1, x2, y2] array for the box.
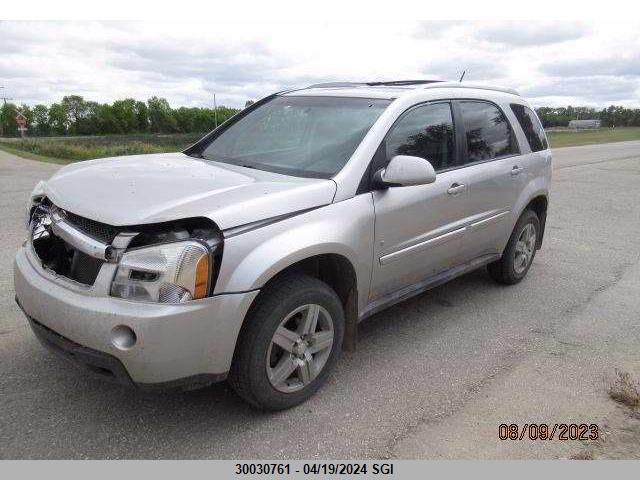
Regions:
[[447, 183, 466, 195], [511, 166, 524, 176]]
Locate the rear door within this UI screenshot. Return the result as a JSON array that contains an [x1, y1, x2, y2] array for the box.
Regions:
[[369, 102, 468, 301], [454, 100, 522, 261]]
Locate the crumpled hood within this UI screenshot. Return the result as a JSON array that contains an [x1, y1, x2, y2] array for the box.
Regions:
[[41, 153, 337, 230]]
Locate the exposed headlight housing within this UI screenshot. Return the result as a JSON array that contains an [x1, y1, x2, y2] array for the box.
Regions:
[[111, 240, 213, 303], [25, 182, 47, 229]]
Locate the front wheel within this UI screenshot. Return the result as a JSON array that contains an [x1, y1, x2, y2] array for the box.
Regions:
[[229, 273, 344, 410], [487, 209, 540, 285]]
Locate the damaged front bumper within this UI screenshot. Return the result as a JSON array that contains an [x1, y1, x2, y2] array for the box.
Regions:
[[14, 245, 258, 387]]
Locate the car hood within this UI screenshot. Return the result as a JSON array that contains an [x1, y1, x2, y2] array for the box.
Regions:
[[41, 153, 337, 230]]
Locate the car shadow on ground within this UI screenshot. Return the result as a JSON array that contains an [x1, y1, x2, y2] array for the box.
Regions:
[[44, 268, 490, 403], [12, 267, 499, 457]]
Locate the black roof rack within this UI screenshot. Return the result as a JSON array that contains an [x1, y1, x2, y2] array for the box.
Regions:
[[307, 82, 365, 88], [365, 80, 443, 86], [307, 80, 443, 89]]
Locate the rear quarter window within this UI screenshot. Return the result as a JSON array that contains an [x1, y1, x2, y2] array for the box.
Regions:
[[510, 104, 548, 152]]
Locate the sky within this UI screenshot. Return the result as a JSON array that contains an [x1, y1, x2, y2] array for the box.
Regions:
[[1, 20, 639, 109]]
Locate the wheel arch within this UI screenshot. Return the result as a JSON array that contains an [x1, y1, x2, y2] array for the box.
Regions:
[[523, 194, 548, 249], [512, 179, 549, 250], [239, 252, 360, 353]]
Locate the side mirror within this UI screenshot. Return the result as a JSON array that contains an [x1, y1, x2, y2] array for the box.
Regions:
[[373, 155, 437, 188]]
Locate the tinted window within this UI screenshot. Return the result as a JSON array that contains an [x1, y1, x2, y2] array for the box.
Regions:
[[385, 103, 455, 171], [510, 103, 548, 152], [460, 101, 517, 164], [202, 96, 390, 178]]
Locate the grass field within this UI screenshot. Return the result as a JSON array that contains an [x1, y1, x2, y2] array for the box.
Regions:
[[546, 127, 640, 148], [0, 133, 203, 163], [1, 128, 640, 164]]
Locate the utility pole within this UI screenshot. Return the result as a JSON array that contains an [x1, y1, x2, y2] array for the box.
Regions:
[[213, 93, 218, 129]]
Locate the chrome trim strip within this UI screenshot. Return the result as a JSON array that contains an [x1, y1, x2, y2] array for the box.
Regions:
[[50, 212, 110, 261], [107, 232, 139, 262], [469, 210, 510, 230], [111, 232, 138, 249], [379, 227, 466, 265]]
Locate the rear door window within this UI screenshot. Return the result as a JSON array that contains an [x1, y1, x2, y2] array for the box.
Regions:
[[459, 101, 518, 164], [510, 103, 548, 152]]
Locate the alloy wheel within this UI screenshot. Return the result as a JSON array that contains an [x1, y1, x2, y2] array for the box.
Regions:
[[513, 222, 536, 275], [266, 304, 334, 393]]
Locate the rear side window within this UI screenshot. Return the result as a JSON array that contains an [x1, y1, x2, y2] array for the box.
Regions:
[[510, 104, 548, 152], [459, 101, 518, 164], [385, 102, 455, 171]]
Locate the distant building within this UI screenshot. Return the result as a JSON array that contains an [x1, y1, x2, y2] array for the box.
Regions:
[[568, 119, 601, 129]]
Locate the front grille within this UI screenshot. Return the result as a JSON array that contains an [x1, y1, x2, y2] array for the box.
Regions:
[[64, 211, 119, 243], [30, 202, 112, 286]]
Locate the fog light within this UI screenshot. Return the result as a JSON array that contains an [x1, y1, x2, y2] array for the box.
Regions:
[[110, 325, 137, 350]]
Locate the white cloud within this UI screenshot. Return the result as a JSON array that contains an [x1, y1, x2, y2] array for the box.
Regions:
[[541, 55, 640, 77], [522, 76, 640, 104], [477, 22, 590, 47], [0, 20, 639, 108]]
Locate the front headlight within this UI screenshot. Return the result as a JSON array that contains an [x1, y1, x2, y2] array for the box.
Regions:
[[110, 240, 211, 303]]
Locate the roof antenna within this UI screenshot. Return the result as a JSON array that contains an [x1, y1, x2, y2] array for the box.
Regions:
[[459, 70, 466, 82]]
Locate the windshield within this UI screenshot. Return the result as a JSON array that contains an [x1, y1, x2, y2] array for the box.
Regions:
[[201, 96, 390, 178]]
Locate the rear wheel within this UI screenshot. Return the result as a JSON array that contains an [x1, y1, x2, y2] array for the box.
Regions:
[[487, 209, 540, 285], [229, 273, 344, 410]]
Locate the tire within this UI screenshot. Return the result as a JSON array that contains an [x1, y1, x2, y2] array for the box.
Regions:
[[487, 209, 540, 285], [229, 273, 345, 410]]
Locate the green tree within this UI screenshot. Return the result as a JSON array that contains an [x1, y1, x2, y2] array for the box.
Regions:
[[147, 96, 177, 133], [134, 101, 149, 132], [81, 101, 103, 135], [1, 102, 18, 137], [31, 104, 50, 136], [96, 103, 119, 134], [112, 99, 138, 133], [5, 95, 240, 137], [174, 107, 196, 133], [60, 95, 88, 134], [216, 106, 237, 124], [48, 103, 68, 135]]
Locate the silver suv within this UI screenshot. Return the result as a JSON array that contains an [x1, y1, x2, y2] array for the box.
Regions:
[[14, 80, 551, 410]]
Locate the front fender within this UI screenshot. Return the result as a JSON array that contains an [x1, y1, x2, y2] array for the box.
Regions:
[[214, 195, 375, 311]]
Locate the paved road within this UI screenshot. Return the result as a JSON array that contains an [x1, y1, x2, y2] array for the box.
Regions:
[[1, 142, 640, 459]]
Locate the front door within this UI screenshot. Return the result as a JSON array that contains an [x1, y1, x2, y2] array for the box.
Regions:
[[369, 102, 468, 302]]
